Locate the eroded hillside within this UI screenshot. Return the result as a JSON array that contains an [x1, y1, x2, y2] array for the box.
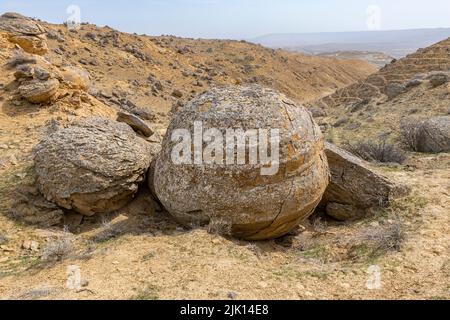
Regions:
[[308, 38, 450, 144]]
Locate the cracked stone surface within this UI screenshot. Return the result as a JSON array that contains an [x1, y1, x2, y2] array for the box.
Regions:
[[18, 78, 60, 104], [0, 12, 48, 55], [415, 116, 450, 153], [34, 117, 157, 216], [152, 85, 329, 240]]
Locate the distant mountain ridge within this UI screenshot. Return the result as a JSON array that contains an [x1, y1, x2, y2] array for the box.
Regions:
[[251, 28, 450, 58]]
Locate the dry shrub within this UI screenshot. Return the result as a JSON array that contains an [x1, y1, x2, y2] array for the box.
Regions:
[[42, 228, 74, 262], [91, 218, 121, 243], [207, 218, 232, 236], [344, 140, 407, 164], [348, 219, 406, 261], [400, 118, 423, 152], [311, 216, 328, 234], [246, 243, 263, 258], [361, 220, 406, 252]]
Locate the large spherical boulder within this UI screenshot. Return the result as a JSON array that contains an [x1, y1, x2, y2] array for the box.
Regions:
[[152, 85, 329, 240], [34, 117, 156, 216]]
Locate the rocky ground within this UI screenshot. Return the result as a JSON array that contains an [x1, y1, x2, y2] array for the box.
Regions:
[[0, 13, 449, 300]]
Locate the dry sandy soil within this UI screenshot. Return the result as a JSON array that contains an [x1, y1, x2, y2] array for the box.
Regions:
[[0, 16, 449, 300]]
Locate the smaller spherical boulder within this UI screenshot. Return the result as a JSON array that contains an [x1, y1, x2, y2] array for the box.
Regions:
[[416, 116, 450, 153], [19, 78, 59, 104], [60, 66, 91, 90], [385, 82, 405, 100], [34, 117, 155, 216]]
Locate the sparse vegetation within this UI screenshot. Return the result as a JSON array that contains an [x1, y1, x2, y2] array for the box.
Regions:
[[312, 216, 328, 234], [246, 243, 263, 258], [347, 219, 406, 262], [295, 233, 317, 252], [325, 127, 339, 144], [0, 10, 448, 301], [91, 218, 121, 243], [41, 228, 74, 262], [142, 251, 156, 261], [389, 194, 428, 218], [0, 232, 8, 245], [300, 244, 331, 262], [296, 228, 337, 264], [362, 220, 406, 252], [303, 270, 329, 280], [131, 285, 159, 300], [206, 218, 232, 236], [344, 139, 407, 164]]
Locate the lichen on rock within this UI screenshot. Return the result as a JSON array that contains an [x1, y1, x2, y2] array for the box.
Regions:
[[33, 117, 157, 216], [152, 85, 329, 240]]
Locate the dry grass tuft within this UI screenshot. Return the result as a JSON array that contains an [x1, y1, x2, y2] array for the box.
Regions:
[[41, 228, 75, 262], [91, 218, 122, 243], [360, 220, 406, 252], [130, 285, 159, 300], [207, 218, 232, 236], [19, 287, 59, 300], [347, 219, 406, 262], [0, 232, 8, 245], [344, 140, 407, 164], [311, 217, 328, 235]]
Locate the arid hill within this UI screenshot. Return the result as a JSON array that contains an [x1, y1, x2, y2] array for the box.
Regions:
[[38, 21, 376, 114], [308, 38, 450, 144]]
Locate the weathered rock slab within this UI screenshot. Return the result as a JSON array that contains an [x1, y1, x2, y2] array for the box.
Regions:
[[321, 143, 409, 221], [117, 111, 154, 137]]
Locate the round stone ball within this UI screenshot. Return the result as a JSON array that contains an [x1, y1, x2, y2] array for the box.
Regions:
[[34, 117, 155, 216], [153, 85, 329, 240]]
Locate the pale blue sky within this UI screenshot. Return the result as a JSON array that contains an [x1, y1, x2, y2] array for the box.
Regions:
[[1, 0, 449, 39]]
